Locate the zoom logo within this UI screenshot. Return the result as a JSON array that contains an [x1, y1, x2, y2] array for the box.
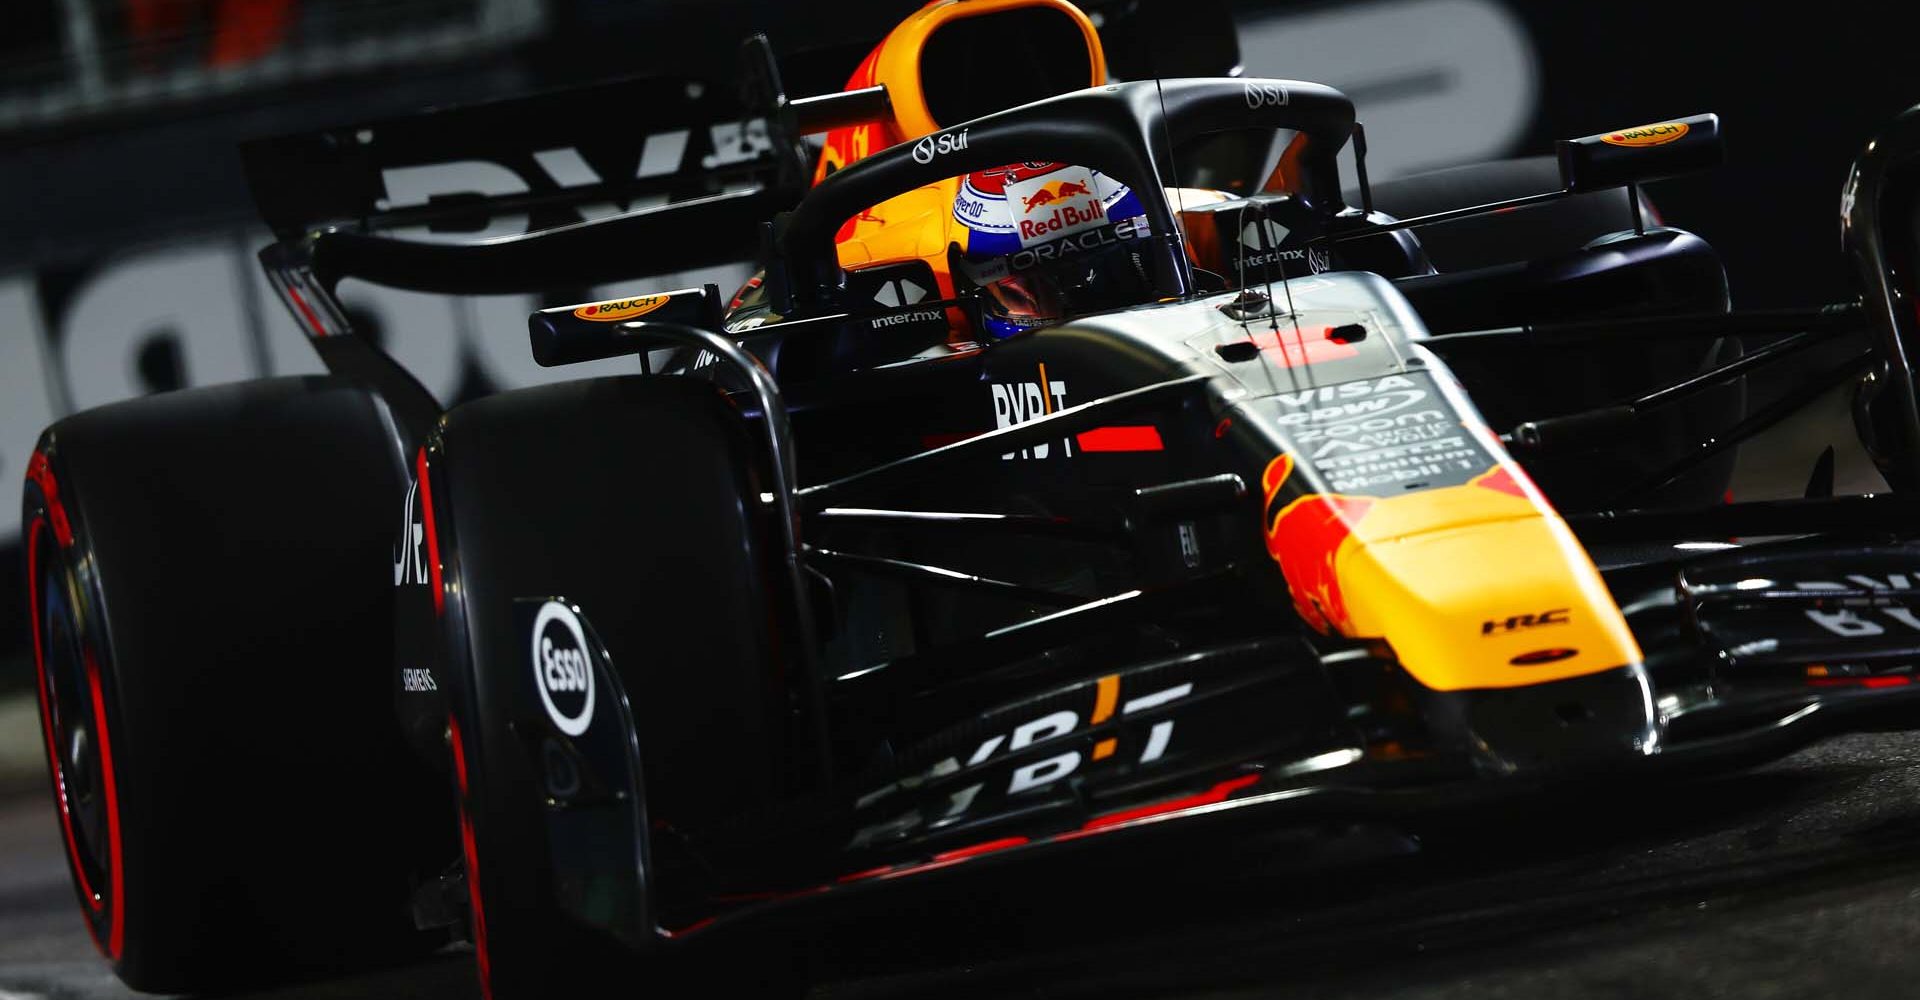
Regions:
[[531, 601, 595, 736], [912, 129, 970, 164], [1245, 82, 1289, 109]]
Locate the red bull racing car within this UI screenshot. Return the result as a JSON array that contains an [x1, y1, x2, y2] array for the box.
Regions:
[[23, 0, 1920, 995]]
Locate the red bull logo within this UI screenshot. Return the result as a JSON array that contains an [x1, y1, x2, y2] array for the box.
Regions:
[[1022, 179, 1091, 212], [1018, 183, 1105, 240], [1261, 454, 1372, 634]]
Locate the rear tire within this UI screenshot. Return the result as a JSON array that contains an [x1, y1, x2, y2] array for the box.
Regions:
[[22, 376, 443, 993]]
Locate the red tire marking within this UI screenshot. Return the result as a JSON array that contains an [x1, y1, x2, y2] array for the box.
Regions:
[[449, 716, 492, 1000], [1078, 773, 1262, 831], [84, 651, 126, 959]]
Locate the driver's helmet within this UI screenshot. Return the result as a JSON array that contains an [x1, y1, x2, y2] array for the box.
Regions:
[[948, 161, 1154, 339]]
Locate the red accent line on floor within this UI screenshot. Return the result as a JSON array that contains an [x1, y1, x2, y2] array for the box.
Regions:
[[930, 836, 1030, 863], [661, 916, 717, 939], [836, 865, 897, 884], [1079, 774, 1263, 831]]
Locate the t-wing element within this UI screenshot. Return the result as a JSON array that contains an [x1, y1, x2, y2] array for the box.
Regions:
[[528, 286, 725, 368], [1557, 114, 1723, 194]]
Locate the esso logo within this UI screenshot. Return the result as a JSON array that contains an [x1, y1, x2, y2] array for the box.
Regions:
[[911, 129, 970, 164], [1244, 82, 1289, 109], [531, 601, 595, 736]]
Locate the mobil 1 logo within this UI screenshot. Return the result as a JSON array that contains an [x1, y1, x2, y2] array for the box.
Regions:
[[529, 600, 596, 737], [1266, 371, 1494, 494]]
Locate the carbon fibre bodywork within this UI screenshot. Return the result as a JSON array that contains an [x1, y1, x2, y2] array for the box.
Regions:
[[35, 1, 1920, 993]]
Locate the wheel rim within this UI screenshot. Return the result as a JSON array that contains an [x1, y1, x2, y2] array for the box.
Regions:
[[28, 500, 123, 959], [37, 544, 108, 895]]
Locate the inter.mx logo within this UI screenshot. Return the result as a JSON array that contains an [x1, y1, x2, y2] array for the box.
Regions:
[[989, 363, 1071, 459]]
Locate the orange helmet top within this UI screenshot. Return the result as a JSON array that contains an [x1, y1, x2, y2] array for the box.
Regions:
[[811, 0, 1109, 334]]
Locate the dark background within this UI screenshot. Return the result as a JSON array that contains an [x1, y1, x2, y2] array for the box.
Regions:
[[2, 0, 1917, 675]]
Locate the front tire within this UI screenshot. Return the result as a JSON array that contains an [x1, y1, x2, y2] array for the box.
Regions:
[[425, 375, 805, 998]]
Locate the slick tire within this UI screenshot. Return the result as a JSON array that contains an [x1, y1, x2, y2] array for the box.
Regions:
[[22, 376, 444, 993], [425, 375, 804, 999]]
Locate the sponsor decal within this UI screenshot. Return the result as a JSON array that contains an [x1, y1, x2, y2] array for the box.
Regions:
[[531, 601, 596, 737], [1482, 609, 1570, 636], [1267, 372, 1495, 495], [955, 164, 1135, 254], [869, 309, 945, 330], [1010, 215, 1151, 270], [1510, 648, 1579, 666], [989, 362, 1071, 459], [573, 294, 670, 322], [872, 276, 929, 308], [911, 128, 970, 164], [1004, 165, 1108, 247], [1601, 121, 1689, 147], [984, 366, 1162, 457], [1245, 81, 1290, 109], [1232, 216, 1332, 273], [850, 672, 1197, 845], [1793, 575, 1920, 637], [1262, 454, 1373, 634], [394, 477, 428, 587], [402, 667, 438, 692], [953, 161, 1058, 234]]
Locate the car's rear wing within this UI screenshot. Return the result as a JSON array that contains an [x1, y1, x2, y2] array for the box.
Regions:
[[241, 35, 902, 299], [241, 71, 797, 241]]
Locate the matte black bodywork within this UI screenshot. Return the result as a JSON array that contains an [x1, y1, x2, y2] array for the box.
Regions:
[[50, 35, 1920, 987]]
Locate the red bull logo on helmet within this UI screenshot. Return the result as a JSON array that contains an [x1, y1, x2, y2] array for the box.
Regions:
[[1007, 166, 1108, 247], [955, 163, 1135, 257]]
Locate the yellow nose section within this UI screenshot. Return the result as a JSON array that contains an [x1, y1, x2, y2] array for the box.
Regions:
[[1337, 512, 1643, 691], [1264, 459, 1642, 692]]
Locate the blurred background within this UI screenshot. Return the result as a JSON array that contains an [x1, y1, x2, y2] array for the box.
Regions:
[[0, 0, 1915, 745]]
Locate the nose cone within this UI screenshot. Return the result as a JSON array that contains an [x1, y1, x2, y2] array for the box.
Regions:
[[1337, 514, 1644, 692], [1423, 663, 1660, 773]]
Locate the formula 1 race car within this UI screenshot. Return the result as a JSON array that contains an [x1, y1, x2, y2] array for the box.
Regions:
[[23, 0, 1920, 995]]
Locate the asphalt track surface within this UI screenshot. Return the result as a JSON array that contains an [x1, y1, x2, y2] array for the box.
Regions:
[[11, 733, 1920, 999], [1, 382, 1907, 999]]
